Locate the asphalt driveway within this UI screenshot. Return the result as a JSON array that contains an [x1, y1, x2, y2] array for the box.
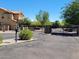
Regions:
[[0, 31, 79, 59]]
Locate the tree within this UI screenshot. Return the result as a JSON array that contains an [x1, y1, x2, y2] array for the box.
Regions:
[[59, 20, 70, 27], [31, 21, 42, 27], [18, 17, 31, 27], [44, 21, 52, 26], [52, 21, 60, 28], [36, 10, 49, 26], [62, 1, 79, 25], [75, 0, 79, 2], [23, 18, 31, 26]]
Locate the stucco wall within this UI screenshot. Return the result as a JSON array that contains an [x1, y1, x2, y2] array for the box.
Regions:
[[0, 13, 16, 30]]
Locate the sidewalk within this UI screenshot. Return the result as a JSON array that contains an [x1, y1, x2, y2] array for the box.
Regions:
[[0, 39, 34, 46], [0, 31, 15, 33]]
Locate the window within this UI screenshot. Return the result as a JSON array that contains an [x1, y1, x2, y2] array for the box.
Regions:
[[1, 16, 4, 19]]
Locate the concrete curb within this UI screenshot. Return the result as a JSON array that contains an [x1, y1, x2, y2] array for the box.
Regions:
[[0, 38, 34, 46], [0, 31, 15, 33]]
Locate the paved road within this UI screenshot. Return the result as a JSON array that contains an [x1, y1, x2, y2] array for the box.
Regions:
[[0, 31, 79, 59]]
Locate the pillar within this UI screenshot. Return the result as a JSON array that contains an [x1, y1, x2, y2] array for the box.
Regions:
[[2, 25, 5, 32], [77, 27, 79, 35], [7, 25, 10, 31]]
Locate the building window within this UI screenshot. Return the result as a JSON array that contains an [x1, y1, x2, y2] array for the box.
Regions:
[[1, 16, 4, 19], [0, 22, 1, 25]]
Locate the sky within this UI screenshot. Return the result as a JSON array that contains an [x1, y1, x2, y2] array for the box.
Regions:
[[0, 0, 72, 21]]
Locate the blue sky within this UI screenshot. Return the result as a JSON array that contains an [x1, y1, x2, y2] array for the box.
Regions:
[[0, 0, 72, 21]]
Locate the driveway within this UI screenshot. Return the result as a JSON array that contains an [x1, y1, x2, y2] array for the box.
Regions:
[[0, 31, 79, 59]]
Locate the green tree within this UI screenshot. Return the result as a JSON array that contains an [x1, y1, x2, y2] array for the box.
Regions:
[[36, 10, 49, 26], [60, 20, 69, 27], [31, 21, 42, 27], [62, 1, 79, 25], [18, 17, 31, 26], [75, 0, 79, 2], [23, 18, 31, 26], [44, 21, 52, 26], [53, 21, 60, 27]]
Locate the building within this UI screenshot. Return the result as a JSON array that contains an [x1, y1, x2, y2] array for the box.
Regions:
[[0, 8, 24, 31]]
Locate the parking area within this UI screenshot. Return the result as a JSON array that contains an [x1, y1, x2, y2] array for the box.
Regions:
[[0, 31, 79, 59]]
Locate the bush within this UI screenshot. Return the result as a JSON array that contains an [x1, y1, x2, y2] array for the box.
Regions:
[[0, 35, 3, 44], [19, 29, 33, 40]]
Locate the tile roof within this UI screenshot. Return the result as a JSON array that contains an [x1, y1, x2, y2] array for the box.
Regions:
[[0, 8, 23, 14]]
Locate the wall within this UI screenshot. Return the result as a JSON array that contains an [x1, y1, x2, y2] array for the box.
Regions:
[[0, 13, 16, 30]]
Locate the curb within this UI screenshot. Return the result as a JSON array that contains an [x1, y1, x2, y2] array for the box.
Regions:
[[0, 39, 34, 47]]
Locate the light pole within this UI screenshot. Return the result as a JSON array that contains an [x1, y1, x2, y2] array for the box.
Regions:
[[15, 17, 19, 42], [15, 12, 23, 42], [15, 25, 18, 42]]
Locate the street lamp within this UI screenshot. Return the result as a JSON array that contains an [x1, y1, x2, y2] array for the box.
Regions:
[[15, 12, 23, 42], [15, 16, 19, 42]]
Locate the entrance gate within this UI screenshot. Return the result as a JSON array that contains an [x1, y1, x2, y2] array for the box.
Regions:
[[50, 25, 79, 36]]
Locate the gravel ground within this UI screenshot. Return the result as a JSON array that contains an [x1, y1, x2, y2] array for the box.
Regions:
[[0, 31, 79, 59]]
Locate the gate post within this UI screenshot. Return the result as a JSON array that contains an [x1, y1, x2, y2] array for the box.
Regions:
[[77, 27, 79, 36], [44, 26, 52, 34]]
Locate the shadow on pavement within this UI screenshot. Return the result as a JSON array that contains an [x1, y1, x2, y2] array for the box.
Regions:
[[51, 32, 78, 36]]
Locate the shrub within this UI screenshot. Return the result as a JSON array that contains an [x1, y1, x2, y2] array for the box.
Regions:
[[0, 35, 3, 44], [19, 29, 33, 40]]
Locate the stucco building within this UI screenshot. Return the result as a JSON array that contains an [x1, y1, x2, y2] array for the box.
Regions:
[[0, 8, 24, 31]]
